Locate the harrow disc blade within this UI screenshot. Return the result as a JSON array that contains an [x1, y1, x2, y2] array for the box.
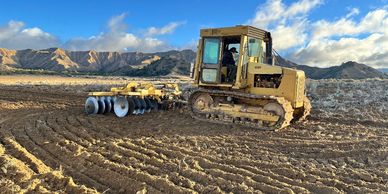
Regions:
[[149, 98, 159, 111], [106, 96, 113, 112], [144, 97, 152, 113], [172, 101, 179, 109], [138, 98, 146, 114], [174, 101, 184, 109], [85, 97, 99, 114], [109, 97, 115, 112], [97, 98, 105, 114], [102, 97, 112, 113], [132, 97, 141, 115], [160, 100, 169, 110], [127, 97, 136, 115], [113, 96, 129, 118]]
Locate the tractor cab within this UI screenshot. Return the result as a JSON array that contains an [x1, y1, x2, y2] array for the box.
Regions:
[[200, 36, 241, 84], [193, 25, 273, 89]]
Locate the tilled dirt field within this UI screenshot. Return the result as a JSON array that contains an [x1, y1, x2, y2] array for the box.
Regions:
[[0, 76, 387, 193]]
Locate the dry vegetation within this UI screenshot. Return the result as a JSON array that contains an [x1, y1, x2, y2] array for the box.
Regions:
[[0, 75, 387, 193]]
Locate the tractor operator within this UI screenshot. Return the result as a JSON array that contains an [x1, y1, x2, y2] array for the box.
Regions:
[[222, 47, 238, 83]]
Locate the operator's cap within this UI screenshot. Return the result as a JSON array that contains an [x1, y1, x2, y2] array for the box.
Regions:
[[230, 47, 238, 53]]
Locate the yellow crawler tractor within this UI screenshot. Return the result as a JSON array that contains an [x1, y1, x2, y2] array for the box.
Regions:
[[188, 25, 311, 130], [84, 82, 183, 117], [84, 25, 311, 130]]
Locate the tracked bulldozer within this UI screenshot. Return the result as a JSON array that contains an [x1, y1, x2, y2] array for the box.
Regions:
[[188, 25, 311, 130], [84, 25, 311, 131]]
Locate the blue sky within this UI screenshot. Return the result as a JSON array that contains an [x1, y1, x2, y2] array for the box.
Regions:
[[0, 0, 387, 68]]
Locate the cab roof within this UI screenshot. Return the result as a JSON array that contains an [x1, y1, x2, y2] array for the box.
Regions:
[[200, 25, 269, 40]]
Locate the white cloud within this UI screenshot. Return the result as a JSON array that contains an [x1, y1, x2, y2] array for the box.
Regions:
[[271, 20, 308, 50], [249, 0, 285, 28], [248, 0, 388, 68], [292, 9, 388, 68], [346, 8, 360, 18], [291, 33, 387, 68], [249, 0, 322, 28], [0, 14, 183, 53], [312, 9, 387, 39], [0, 21, 59, 50], [145, 21, 186, 37], [248, 0, 322, 51], [21, 28, 48, 37], [286, 0, 322, 19], [107, 13, 128, 33], [64, 33, 168, 52], [64, 14, 175, 52]]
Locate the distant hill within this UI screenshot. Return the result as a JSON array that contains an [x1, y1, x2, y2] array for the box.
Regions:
[[276, 57, 387, 79], [1, 47, 386, 79], [0, 48, 196, 76]]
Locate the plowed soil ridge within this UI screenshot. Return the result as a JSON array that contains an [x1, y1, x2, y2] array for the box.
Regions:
[[0, 83, 387, 194]]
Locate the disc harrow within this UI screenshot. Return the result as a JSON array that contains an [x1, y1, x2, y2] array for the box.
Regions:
[[85, 82, 184, 117]]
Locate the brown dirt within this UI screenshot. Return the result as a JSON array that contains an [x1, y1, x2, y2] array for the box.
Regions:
[[0, 76, 387, 193]]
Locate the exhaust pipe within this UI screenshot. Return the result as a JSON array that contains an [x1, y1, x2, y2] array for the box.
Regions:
[[189, 62, 195, 78]]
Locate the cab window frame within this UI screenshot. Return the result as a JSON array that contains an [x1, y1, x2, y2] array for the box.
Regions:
[[200, 37, 222, 84], [202, 37, 221, 65]]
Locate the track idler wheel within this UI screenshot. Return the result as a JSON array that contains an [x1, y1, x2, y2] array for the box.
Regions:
[[191, 93, 213, 112], [263, 102, 285, 126], [113, 96, 129, 117]]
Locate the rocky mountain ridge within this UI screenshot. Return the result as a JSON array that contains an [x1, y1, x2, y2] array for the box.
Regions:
[[0, 48, 196, 76], [275, 57, 387, 79], [1, 47, 386, 79]]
